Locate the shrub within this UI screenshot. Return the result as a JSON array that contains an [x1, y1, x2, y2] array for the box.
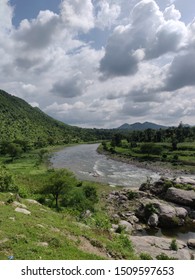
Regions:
[[0, 167, 18, 193], [127, 191, 138, 200], [170, 239, 178, 251], [144, 203, 158, 219], [156, 253, 177, 260], [140, 252, 153, 260]]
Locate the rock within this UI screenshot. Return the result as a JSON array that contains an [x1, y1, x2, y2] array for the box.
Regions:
[[12, 201, 27, 209], [118, 220, 133, 233], [175, 207, 188, 219], [148, 213, 159, 227], [9, 217, 15, 221], [15, 207, 31, 215], [36, 242, 48, 247], [174, 177, 195, 186], [0, 201, 5, 205], [187, 239, 195, 249], [137, 198, 188, 228], [189, 211, 195, 219], [165, 187, 195, 208], [26, 199, 41, 205], [130, 235, 191, 260]]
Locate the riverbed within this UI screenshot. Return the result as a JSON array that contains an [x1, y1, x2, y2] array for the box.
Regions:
[[50, 143, 160, 187]]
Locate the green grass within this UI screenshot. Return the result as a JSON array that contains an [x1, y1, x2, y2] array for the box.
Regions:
[[104, 141, 195, 172], [0, 148, 137, 260]]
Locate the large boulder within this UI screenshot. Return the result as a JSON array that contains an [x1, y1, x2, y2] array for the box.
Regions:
[[130, 235, 191, 260], [187, 239, 195, 249], [165, 187, 195, 208], [136, 198, 188, 228]]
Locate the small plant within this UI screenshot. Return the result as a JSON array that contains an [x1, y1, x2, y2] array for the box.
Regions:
[[156, 253, 177, 260], [170, 238, 178, 251], [127, 191, 138, 200], [140, 252, 153, 260], [144, 203, 158, 219], [115, 225, 125, 234]]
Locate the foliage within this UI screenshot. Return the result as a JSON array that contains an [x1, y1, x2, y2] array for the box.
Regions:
[[0, 90, 114, 149], [139, 252, 153, 260], [170, 238, 178, 251], [144, 203, 158, 219], [156, 253, 177, 260], [140, 143, 163, 157], [127, 190, 138, 200], [42, 169, 76, 208], [0, 166, 18, 192]]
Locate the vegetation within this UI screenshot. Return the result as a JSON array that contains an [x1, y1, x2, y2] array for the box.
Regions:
[[0, 148, 138, 260], [101, 122, 195, 172], [0, 90, 113, 150]]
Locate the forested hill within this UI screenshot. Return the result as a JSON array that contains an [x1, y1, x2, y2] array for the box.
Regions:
[[0, 90, 112, 147]]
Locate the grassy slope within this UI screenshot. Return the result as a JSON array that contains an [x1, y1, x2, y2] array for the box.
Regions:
[[0, 148, 137, 260]]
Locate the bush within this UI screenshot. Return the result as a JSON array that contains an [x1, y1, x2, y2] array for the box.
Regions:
[[127, 191, 138, 200], [144, 203, 158, 218], [140, 252, 153, 260], [0, 167, 18, 193], [156, 253, 177, 260], [170, 239, 178, 251]]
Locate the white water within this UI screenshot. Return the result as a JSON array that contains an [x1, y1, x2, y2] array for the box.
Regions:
[[50, 143, 160, 187]]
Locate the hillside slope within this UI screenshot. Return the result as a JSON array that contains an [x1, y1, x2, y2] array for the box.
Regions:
[[0, 90, 80, 146], [0, 90, 112, 146]]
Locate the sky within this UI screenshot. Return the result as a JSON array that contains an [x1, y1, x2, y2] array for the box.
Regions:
[[0, 0, 195, 128]]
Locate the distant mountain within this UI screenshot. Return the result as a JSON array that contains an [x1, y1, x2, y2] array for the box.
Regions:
[[117, 122, 168, 131]]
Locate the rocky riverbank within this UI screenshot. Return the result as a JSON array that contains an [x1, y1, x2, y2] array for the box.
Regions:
[[105, 176, 195, 260], [97, 146, 195, 177]]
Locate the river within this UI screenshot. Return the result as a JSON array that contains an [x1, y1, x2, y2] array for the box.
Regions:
[[50, 143, 160, 187], [50, 143, 195, 242]]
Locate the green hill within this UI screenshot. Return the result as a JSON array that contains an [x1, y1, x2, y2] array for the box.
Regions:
[[0, 90, 112, 147]]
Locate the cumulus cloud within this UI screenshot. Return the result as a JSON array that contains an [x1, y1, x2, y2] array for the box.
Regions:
[[14, 11, 59, 50], [95, 0, 121, 29], [51, 72, 87, 98], [0, 0, 13, 32], [99, 0, 188, 78], [0, 0, 195, 128], [163, 49, 195, 91], [60, 0, 94, 32]]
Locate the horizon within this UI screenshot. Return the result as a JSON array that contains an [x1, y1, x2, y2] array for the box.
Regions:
[[0, 0, 195, 128]]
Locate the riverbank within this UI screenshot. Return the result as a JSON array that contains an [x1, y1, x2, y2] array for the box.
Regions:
[[104, 177, 195, 260], [97, 145, 195, 178]]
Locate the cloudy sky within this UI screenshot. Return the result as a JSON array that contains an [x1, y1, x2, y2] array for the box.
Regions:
[[0, 0, 195, 128]]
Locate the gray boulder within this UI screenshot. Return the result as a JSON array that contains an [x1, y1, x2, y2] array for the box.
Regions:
[[148, 213, 159, 227], [130, 235, 191, 260], [187, 239, 195, 249], [118, 220, 133, 233], [165, 187, 195, 208]]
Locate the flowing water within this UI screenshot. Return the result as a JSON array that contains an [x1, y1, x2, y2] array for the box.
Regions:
[[50, 143, 160, 187], [50, 143, 195, 241]]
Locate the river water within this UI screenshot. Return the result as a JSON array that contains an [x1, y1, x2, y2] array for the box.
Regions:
[[50, 143, 195, 242], [50, 143, 160, 187]]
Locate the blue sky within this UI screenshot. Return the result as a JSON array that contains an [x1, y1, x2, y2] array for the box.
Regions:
[[0, 0, 195, 128]]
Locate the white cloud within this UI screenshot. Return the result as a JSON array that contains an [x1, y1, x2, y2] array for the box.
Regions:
[[60, 0, 94, 33], [0, 0, 195, 128], [0, 0, 13, 32], [95, 0, 121, 29]]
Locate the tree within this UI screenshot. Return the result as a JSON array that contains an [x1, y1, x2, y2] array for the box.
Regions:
[[0, 166, 18, 192], [140, 143, 163, 157], [43, 169, 76, 208]]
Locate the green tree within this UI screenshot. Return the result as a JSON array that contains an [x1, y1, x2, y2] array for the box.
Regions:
[[43, 169, 76, 208], [140, 143, 163, 157], [0, 166, 18, 192]]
